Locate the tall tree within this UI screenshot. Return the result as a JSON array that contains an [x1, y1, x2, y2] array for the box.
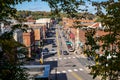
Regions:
[[44, 0, 120, 79], [84, 0, 120, 80], [0, 0, 31, 80]]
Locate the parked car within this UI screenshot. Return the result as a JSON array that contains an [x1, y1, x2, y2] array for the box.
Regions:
[[44, 48, 49, 52], [17, 53, 25, 59], [68, 48, 74, 52], [49, 49, 57, 55], [67, 44, 72, 49], [63, 51, 69, 55], [52, 43, 57, 47], [41, 49, 48, 56]]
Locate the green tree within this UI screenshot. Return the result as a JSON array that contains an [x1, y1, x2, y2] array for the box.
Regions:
[[2, 0, 120, 80], [84, 0, 120, 80], [0, 0, 32, 80], [0, 24, 29, 80], [44, 0, 120, 79]]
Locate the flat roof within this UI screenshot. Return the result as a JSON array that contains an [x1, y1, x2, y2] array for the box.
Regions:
[[21, 65, 50, 78]]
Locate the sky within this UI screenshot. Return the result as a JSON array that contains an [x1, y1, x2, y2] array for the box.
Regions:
[[15, 0, 106, 14], [15, 0, 51, 12]]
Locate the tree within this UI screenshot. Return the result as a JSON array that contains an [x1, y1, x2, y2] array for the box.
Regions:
[[2, 0, 120, 80], [0, 0, 32, 80], [44, 0, 120, 79], [84, 0, 120, 80]]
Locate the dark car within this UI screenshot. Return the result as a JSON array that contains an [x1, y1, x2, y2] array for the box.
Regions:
[[44, 48, 49, 52], [67, 44, 72, 49], [52, 43, 57, 47], [63, 51, 69, 55]]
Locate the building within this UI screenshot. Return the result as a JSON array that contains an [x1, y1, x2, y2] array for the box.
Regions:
[[36, 18, 51, 24], [13, 29, 23, 44], [28, 23, 47, 51], [23, 28, 35, 58]]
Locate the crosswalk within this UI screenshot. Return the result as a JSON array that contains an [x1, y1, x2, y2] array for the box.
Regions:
[[44, 55, 80, 61], [51, 67, 83, 74], [35, 55, 82, 62]]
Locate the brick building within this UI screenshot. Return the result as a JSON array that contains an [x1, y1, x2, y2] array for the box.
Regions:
[[23, 28, 35, 58]]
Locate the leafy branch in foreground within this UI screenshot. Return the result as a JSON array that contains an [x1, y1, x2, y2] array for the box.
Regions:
[[84, 1, 120, 80]]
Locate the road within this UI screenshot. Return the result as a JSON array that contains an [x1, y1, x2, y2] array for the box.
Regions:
[[42, 24, 100, 80]]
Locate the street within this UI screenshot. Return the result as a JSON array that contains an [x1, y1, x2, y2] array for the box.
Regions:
[[41, 24, 100, 80]]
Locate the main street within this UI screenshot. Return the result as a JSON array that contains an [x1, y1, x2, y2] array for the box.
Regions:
[[42, 24, 100, 80]]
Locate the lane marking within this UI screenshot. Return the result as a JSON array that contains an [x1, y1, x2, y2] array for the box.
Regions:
[[59, 58, 62, 60], [57, 71, 60, 74], [54, 59, 57, 61], [68, 69, 73, 72], [68, 57, 71, 59], [49, 59, 53, 61], [64, 57, 67, 59], [79, 68, 83, 71], [62, 71, 66, 73], [71, 72, 82, 80], [73, 57, 75, 58], [56, 30, 60, 58], [74, 69, 78, 72], [46, 56, 78, 61]]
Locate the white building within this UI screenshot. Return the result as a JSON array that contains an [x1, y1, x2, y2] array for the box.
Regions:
[[36, 18, 51, 24], [13, 29, 23, 44]]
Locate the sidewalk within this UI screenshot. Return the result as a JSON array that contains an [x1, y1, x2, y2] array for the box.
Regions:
[[74, 49, 86, 58]]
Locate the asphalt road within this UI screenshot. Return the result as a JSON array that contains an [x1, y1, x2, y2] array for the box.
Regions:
[[42, 24, 100, 80]]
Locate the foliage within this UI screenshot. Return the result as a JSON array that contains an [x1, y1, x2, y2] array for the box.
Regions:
[[1, 0, 120, 80], [16, 10, 52, 20], [0, 0, 33, 20], [44, 0, 120, 79], [0, 0, 32, 80], [0, 24, 29, 80], [42, 0, 86, 18], [84, 0, 120, 80]]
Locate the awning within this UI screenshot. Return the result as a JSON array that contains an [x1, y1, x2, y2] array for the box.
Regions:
[[69, 33, 75, 39], [66, 41, 72, 45]]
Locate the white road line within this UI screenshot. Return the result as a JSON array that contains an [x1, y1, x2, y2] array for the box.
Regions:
[[72, 57, 76, 58], [62, 71, 66, 73], [54, 59, 57, 61], [64, 57, 67, 59], [59, 58, 62, 60], [49, 59, 53, 61], [79, 68, 83, 71], [68, 57, 71, 59], [68, 69, 73, 72], [73, 69, 78, 72], [57, 71, 60, 74], [51, 70, 55, 74], [76, 55, 80, 58]]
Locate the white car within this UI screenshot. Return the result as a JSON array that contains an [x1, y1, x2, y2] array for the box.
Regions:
[[49, 49, 57, 55]]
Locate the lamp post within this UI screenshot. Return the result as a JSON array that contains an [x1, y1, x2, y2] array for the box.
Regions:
[[77, 28, 79, 47]]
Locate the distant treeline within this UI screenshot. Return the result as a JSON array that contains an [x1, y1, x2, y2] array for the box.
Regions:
[[16, 10, 95, 20]]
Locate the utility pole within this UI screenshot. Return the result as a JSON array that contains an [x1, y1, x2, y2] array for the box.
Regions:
[[76, 28, 80, 48]]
